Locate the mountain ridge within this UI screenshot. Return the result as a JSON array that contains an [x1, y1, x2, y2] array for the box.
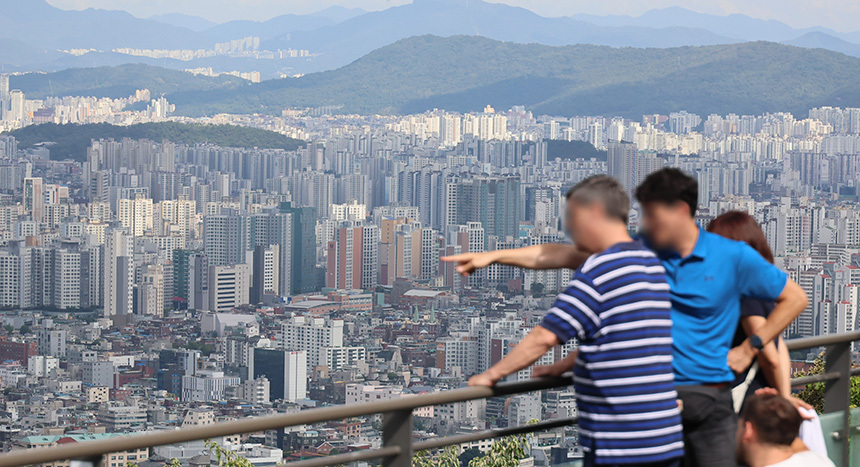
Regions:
[[162, 35, 860, 118]]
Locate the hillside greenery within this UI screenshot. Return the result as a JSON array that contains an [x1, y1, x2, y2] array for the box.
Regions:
[[163, 35, 860, 118], [10, 64, 247, 100], [795, 355, 860, 412], [6, 122, 304, 161]]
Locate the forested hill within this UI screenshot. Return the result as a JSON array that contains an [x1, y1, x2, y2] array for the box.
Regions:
[[165, 35, 860, 118], [6, 122, 305, 161]]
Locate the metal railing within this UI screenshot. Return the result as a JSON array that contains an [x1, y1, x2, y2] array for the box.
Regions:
[[0, 330, 858, 467]]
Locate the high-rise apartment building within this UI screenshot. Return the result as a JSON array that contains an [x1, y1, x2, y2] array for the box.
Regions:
[[280, 202, 319, 294], [204, 209, 248, 266], [326, 221, 379, 290], [444, 176, 520, 241], [103, 228, 134, 317], [23, 177, 43, 224], [0, 73, 9, 120], [138, 264, 166, 316], [607, 141, 664, 196], [248, 207, 292, 296]]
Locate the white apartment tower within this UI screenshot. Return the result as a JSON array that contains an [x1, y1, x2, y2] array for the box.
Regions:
[[103, 228, 134, 317], [118, 195, 154, 237]]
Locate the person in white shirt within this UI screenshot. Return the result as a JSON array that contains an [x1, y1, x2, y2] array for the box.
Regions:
[[736, 394, 834, 467]]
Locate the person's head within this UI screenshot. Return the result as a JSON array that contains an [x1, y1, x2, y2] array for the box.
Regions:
[[564, 175, 629, 253], [634, 168, 698, 249], [736, 394, 801, 465], [707, 211, 774, 263]]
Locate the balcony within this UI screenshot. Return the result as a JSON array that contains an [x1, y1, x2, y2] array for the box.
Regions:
[[1, 331, 859, 467]]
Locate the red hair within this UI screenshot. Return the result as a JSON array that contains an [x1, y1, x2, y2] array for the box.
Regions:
[[706, 211, 774, 264]]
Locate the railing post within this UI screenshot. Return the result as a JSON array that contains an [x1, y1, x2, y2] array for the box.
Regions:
[[823, 342, 851, 467], [381, 409, 413, 467]]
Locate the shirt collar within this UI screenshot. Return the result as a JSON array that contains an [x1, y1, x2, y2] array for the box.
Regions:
[[608, 239, 646, 252], [687, 225, 709, 260]]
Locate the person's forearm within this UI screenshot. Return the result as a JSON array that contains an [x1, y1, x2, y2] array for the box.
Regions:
[[757, 342, 789, 397], [777, 338, 793, 398], [753, 280, 808, 346], [743, 316, 790, 397], [731, 281, 808, 373], [484, 326, 560, 382], [555, 350, 578, 371], [490, 244, 587, 270]]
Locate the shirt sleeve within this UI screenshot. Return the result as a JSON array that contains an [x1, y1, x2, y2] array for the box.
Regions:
[[740, 298, 772, 318], [539, 274, 602, 343], [735, 243, 788, 302]]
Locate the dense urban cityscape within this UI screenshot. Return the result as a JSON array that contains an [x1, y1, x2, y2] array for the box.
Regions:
[[0, 69, 858, 464], [2, 1, 860, 467]]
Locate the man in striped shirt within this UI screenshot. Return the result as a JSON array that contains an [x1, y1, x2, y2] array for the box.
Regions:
[[462, 176, 683, 467]]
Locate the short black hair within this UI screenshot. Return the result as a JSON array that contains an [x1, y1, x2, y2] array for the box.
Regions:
[[740, 394, 802, 447], [634, 168, 698, 217], [566, 175, 630, 224]]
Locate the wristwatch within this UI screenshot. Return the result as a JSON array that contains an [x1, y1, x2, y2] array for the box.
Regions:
[[749, 334, 764, 351]]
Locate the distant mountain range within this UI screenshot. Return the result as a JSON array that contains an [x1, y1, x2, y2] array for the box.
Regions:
[[262, 0, 735, 72], [8, 0, 860, 76], [572, 6, 860, 58], [572, 7, 828, 42], [0, 0, 208, 50], [143, 36, 860, 118], [147, 13, 217, 32]]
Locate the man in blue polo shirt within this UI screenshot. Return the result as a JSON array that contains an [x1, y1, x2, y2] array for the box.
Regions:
[[444, 169, 808, 467], [633, 168, 807, 467]]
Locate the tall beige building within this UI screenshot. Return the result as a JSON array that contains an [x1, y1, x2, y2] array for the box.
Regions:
[[118, 195, 153, 237]]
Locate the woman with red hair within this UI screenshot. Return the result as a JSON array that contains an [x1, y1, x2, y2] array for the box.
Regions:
[[707, 211, 827, 459]]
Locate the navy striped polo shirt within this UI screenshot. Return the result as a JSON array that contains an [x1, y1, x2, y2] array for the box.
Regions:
[[540, 240, 683, 464]]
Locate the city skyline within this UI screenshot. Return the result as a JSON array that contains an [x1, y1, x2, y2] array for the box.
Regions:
[[0, 1, 857, 465]]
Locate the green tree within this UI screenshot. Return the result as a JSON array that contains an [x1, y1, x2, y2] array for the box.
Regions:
[[207, 440, 253, 467], [413, 446, 460, 467], [468, 430, 530, 467], [182, 340, 215, 355], [459, 447, 483, 467], [531, 283, 545, 297], [164, 441, 254, 467], [3, 324, 12, 334], [18, 324, 31, 335], [413, 426, 532, 467], [795, 354, 860, 413]]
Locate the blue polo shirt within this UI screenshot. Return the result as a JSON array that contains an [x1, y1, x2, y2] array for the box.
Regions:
[[648, 227, 788, 385]]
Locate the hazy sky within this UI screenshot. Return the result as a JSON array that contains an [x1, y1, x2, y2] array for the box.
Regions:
[[45, 0, 860, 32]]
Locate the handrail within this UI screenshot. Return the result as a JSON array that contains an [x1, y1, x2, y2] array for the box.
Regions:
[[785, 330, 860, 351], [0, 376, 573, 467], [0, 331, 857, 467]]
